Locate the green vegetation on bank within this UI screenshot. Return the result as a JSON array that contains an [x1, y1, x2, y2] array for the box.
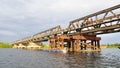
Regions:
[[0, 42, 12, 48], [101, 43, 120, 48], [41, 43, 50, 49]]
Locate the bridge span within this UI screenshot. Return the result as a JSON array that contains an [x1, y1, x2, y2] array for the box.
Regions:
[[12, 4, 120, 52]]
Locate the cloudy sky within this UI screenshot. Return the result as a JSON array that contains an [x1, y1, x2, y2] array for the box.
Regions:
[[0, 0, 120, 44]]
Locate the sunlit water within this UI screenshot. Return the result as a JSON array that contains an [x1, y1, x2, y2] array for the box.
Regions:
[[0, 48, 120, 68]]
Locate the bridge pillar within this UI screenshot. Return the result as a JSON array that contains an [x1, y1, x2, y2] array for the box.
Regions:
[[97, 40, 101, 51], [49, 35, 70, 50], [70, 40, 75, 52], [74, 39, 80, 51], [57, 39, 61, 49], [26, 42, 42, 50], [61, 39, 64, 49], [80, 40, 83, 50], [18, 43, 26, 49], [49, 38, 56, 50], [82, 40, 87, 50], [12, 44, 19, 48], [72, 34, 101, 52], [49, 34, 101, 52], [95, 40, 97, 50], [91, 40, 94, 50]]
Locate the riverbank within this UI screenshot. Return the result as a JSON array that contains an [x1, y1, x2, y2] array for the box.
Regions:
[[0, 42, 12, 48], [101, 43, 120, 48]]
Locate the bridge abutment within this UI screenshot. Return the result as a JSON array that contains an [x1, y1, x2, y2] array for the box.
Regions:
[[26, 42, 42, 50], [12, 44, 19, 48], [17, 44, 26, 49]]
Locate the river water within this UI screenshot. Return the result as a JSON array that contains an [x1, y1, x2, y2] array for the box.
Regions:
[[0, 48, 120, 68]]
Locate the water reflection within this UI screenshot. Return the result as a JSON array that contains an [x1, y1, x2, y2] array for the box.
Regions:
[[50, 50, 120, 68], [51, 52, 101, 68], [0, 48, 120, 68]]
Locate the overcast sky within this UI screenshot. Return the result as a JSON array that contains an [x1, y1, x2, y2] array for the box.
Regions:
[[0, 0, 120, 44]]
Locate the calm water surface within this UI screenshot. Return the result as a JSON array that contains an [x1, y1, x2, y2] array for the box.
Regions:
[[0, 48, 120, 68]]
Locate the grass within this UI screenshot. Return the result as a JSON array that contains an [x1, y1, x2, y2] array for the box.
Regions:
[[0, 42, 12, 48], [40, 43, 50, 49], [101, 43, 120, 48]]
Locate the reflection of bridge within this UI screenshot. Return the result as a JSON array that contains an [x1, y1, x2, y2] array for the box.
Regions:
[[12, 4, 120, 51]]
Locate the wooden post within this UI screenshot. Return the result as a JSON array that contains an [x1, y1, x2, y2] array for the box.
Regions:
[[57, 40, 60, 49], [97, 40, 101, 51], [62, 39, 64, 49], [77, 40, 80, 51], [81, 40, 83, 50], [79, 40, 81, 51], [84, 40, 86, 50], [91, 40, 94, 50], [53, 39, 55, 49], [74, 40, 76, 51], [67, 41, 71, 51], [70, 40, 73, 51], [95, 40, 97, 50], [49, 39, 51, 48]]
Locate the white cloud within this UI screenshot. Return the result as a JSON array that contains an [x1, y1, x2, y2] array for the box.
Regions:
[[0, 30, 17, 36], [0, 0, 119, 43]]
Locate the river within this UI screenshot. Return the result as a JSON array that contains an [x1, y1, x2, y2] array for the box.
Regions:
[[0, 48, 120, 68]]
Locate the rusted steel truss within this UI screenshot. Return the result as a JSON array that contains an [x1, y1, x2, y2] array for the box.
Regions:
[[68, 4, 120, 35], [13, 25, 61, 44]]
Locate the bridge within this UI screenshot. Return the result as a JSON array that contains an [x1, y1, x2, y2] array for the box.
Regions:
[[12, 4, 120, 52]]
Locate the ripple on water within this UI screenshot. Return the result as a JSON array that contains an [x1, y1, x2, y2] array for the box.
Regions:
[[0, 48, 120, 68]]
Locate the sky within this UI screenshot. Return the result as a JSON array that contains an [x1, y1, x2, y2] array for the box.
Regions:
[[0, 0, 120, 44]]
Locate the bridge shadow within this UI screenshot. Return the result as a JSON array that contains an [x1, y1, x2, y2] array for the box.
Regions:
[[65, 52, 101, 68], [49, 51, 102, 68]]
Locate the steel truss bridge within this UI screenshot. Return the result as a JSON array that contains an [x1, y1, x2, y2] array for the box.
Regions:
[[12, 4, 120, 52]]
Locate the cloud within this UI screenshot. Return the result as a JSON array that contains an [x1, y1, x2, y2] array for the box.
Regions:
[[0, 30, 17, 36], [0, 0, 119, 43], [98, 33, 120, 44]]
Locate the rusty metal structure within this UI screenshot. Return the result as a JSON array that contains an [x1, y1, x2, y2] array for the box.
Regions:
[[12, 4, 120, 52]]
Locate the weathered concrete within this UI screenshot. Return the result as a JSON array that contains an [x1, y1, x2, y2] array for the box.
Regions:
[[17, 44, 26, 49], [26, 42, 41, 50], [12, 44, 18, 48]]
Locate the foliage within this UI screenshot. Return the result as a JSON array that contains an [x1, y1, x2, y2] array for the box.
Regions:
[[0, 42, 12, 48], [41, 43, 50, 49]]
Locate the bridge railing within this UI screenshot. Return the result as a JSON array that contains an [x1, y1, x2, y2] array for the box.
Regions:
[[68, 4, 120, 32], [13, 4, 120, 44], [32, 25, 61, 42]]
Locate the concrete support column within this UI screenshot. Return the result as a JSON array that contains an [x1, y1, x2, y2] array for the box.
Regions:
[[18, 43, 26, 49], [13, 44, 18, 48], [27, 42, 41, 50]]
